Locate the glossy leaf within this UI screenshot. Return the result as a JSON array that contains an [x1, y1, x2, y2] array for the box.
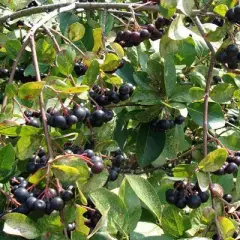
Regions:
[[90, 188, 129, 233], [188, 102, 225, 129], [119, 179, 142, 232], [162, 205, 185, 238], [3, 213, 40, 239], [0, 144, 15, 180], [210, 83, 235, 103], [126, 175, 161, 221], [136, 123, 165, 167], [56, 47, 76, 76], [16, 135, 43, 160], [198, 148, 228, 172], [82, 59, 99, 85]]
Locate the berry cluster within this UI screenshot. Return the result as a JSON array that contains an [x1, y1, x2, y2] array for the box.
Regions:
[[114, 16, 173, 47], [89, 83, 135, 106], [26, 147, 48, 174], [214, 152, 240, 175], [25, 109, 41, 128], [84, 149, 105, 174], [165, 181, 209, 209], [74, 62, 88, 77], [46, 105, 89, 130], [24, 104, 114, 130], [9, 177, 74, 216], [216, 44, 240, 70], [107, 149, 126, 182], [226, 5, 240, 24], [83, 199, 102, 233], [150, 115, 185, 131]]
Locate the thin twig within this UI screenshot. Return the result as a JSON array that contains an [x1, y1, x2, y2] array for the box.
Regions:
[[48, 28, 85, 57], [192, 15, 221, 238], [30, 36, 54, 160], [42, 25, 61, 52], [0, 3, 216, 25]]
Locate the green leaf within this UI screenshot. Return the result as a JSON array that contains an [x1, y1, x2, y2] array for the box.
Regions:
[[16, 135, 43, 160], [218, 216, 235, 238], [68, 22, 85, 42], [210, 83, 235, 103], [3, 213, 40, 239], [52, 165, 81, 184], [56, 47, 76, 76], [196, 171, 210, 192], [37, 212, 62, 233], [136, 123, 165, 167], [90, 188, 129, 233], [133, 71, 151, 90], [188, 102, 225, 129], [173, 164, 197, 178], [101, 53, 120, 72], [130, 222, 166, 239], [28, 168, 47, 184], [0, 125, 41, 137], [159, 0, 177, 18], [164, 55, 177, 97], [119, 179, 142, 233], [24, 63, 49, 77], [188, 72, 206, 88], [75, 205, 90, 236], [6, 39, 21, 60], [82, 60, 99, 85], [177, 0, 195, 16], [153, 125, 189, 166], [82, 169, 108, 194], [0, 144, 15, 181], [126, 175, 161, 220], [135, 106, 161, 123], [5, 83, 18, 98], [214, 4, 228, 17], [95, 140, 118, 152], [220, 134, 240, 151], [18, 82, 45, 100], [161, 205, 185, 238], [198, 148, 228, 172], [189, 87, 204, 101], [160, 35, 196, 66], [36, 38, 56, 63], [168, 15, 191, 40], [131, 89, 161, 105], [54, 156, 89, 183]]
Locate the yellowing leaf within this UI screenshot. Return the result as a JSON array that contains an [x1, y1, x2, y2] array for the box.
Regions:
[[92, 28, 103, 53], [218, 216, 236, 238], [57, 85, 89, 94], [101, 53, 120, 72], [18, 82, 45, 100], [198, 148, 228, 172], [110, 42, 124, 58], [68, 22, 85, 42]]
